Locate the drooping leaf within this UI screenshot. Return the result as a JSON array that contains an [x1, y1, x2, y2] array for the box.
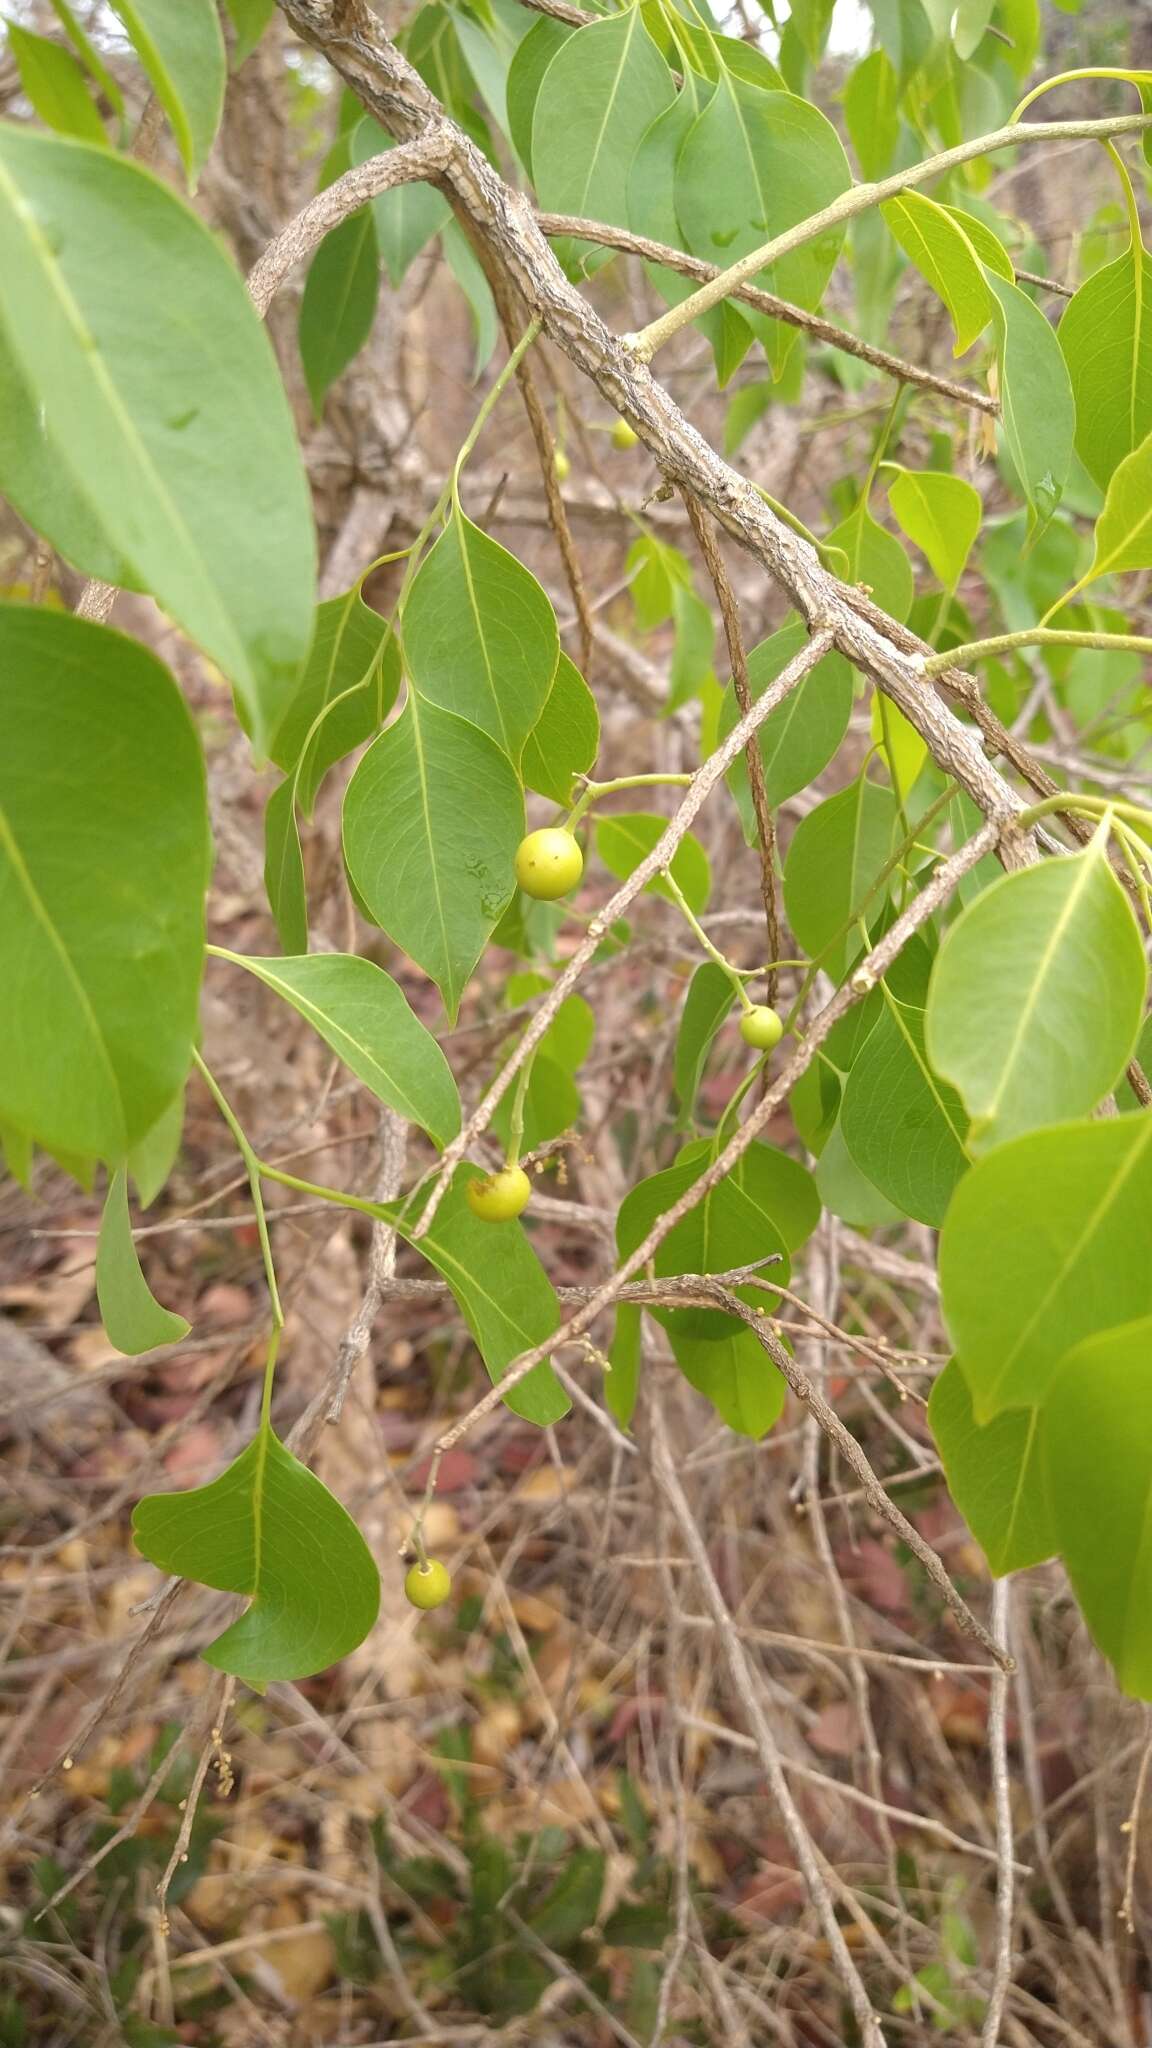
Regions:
[[826, 500, 914, 620], [298, 206, 380, 417], [46, 0, 125, 116], [719, 620, 854, 832], [816, 1114, 904, 1227], [929, 1358, 1054, 1575], [404, 513, 558, 758], [606, 1300, 643, 1429], [1059, 238, 1152, 491], [532, 13, 675, 235], [886, 467, 982, 589], [952, 0, 994, 59], [0, 324, 134, 589], [675, 963, 736, 1119], [0, 607, 208, 1167], [268, 590, 400, 814], [678, 1136, 821, 1255], [0, 127, 316, 754], [1044, 1317, 1152, 1698], [870, 691, 927, 804], [594, 813, 711, 915], [351, 118, 451, 286], [926, 833, 1147, 1151], [616, 1145, 793, 1345], [223, 0, 277, 67], [506, 15, 573, 176], [939, 201, 1014, 280], [939, 1114, 1152, 1418], [109, 0, 226, 186], [882, 191, 990, 356], [442, 220, 499, 379], [218, 952, 461, 1148], [97, 1167, 190, 1354], [626, 72, 756, 387], [840, 992, 969, 1225], [783, 779, 897, 981], [127, 1088, 185, 1209], [671, 1325, 786, 1439], [522, 652, 599, 804], [264, 778, 309, 956], [6, 23, 108, 145], [986, 269, 1075, 534], [491, 1050, 581, 1156], [1085, 426, 1152, 581], [133, 1425, 381, 1684], [343, 695, 523, 1020], [677, 72, 851, 363], [392, 1171, 569, 1425], [844, 47, 899, 179]]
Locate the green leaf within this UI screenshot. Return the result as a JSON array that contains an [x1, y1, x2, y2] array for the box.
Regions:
[[840, 992, 969, 1225], [718, 620, 854, 831], [952, 0, 994, 58], [815, 1114, 903, 1227], [46, 0, 125, 116], [263, 778, 309, 955], [0, 607, 207, 1167], [6, 23, 107, 145], [606, 1301, 642, 1429], [532, 14, 675, 234], [392, 1171, 569, 1425], [826, 500, 914, 621], [939, 1114, 1152, 1418], [0, 326, 134, 589], [97, 1168, 190, 1354], [404, 513, 558, 758], [926, 833, 1147, 1151], [219, 953, 461, 1148], [844, 48, 899, 179], [133, 1425, 381, 1684], [1044, 1317, 1152, 1698], [938, 202, 1014, 281], [298, 206, 380, 417], [522, 652, 599, 804], [0, 127, 316, 756], [594, 813, 711, 915], [268, 590, 400, 815], [109, 0, 225, 187], [344, 696, 523, 1021], [442, 220, 499, 380], [783, 779, 897, 981], [678, 1136, 821, 1255], [669, 582, 716, 709], [886, 467, 982, 589], [881, 192, 991, 356], [929, 1358, 1054, 1575], [223, 0, 277, 66], [505, 15, 573, 175], [491, 1050, 580, 1155], [528, 1848, 605, 1946], [616, 1144, 793, 1345], [127, 1088, 185, 1209], [677, 73, 851, 354], [1086, 426, 1152, 581], [1058, 238, 1152, 490], [672, 1325, 786, 1439], [626, 73, 755, 387], [986, 270, 1075, 535], [351, 119, 451, 286], [675, 963, 735, 1119]]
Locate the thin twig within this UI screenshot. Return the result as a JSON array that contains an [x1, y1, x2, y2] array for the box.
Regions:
[[649, 1403, 888, 2048], [681, 491, 782, 999], [983, 1576, 1017, 2043]]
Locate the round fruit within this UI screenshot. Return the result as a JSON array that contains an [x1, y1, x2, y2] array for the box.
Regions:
[[554, 449, 571, 482], [466, 1164, 533, 1222], [740, 1005, 785, 1052], [611, 418, 639, 450], [514, 827, 583, 901], [404, 1558, 452, 1609]]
